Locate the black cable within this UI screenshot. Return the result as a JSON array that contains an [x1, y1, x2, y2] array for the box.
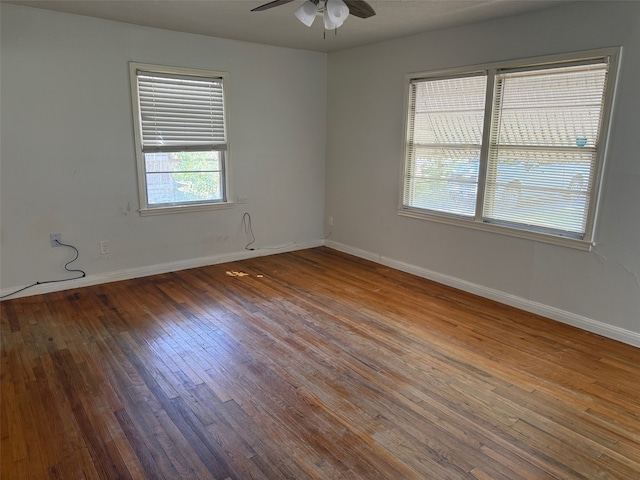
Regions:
[[0, 240, 86, 300], [241, 212, 331, 251], [242, 212, 256, 251]]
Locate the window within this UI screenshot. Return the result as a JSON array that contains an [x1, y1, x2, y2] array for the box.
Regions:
[[401, 49, 620, 248], [130, 63, 231, 215]]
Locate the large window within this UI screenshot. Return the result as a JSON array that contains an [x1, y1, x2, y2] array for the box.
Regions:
[[130, 63, 231, 215], [401, 49, 620, 248]]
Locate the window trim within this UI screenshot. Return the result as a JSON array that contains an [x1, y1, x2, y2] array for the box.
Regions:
[[398, 48, 621, 250], [129, 62, 233, 215]]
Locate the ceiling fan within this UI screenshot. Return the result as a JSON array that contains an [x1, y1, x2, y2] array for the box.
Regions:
[[251, 0, 376, 30]]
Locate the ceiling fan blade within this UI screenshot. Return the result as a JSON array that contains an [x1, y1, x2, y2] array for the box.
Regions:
[[344, 0, 376, 18], [251, 0, 296, 12]]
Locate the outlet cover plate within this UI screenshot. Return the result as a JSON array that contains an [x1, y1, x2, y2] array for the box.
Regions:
[[50, 234, 62, 247], [99, 240, 110, 255]]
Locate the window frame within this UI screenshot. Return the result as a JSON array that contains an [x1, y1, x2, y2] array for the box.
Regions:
[[130, 62, 233, 216], [399, 48, 621, 250]]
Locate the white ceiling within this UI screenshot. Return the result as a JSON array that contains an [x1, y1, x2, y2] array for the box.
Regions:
[[4, 0, 567, 52]]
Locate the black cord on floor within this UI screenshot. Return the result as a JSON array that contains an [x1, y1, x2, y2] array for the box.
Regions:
[[242, 212, 256, 251], [241, 212, 331, 251], [0, 240, 86, 300]]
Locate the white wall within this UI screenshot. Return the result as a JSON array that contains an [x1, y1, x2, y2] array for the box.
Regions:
[[325, 1, 640, 345], [0, 5, 327, 292]]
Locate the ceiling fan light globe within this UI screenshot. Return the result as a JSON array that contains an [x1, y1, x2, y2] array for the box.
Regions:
[[295, 1, 317, 27], [326, 0, 349, 27], [323, 9, 337, 29]]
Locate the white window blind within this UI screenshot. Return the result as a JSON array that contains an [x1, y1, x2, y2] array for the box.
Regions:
[[137, 72, 226, 151], [483, 63, 608, 237], [404, 75, 487, 217]]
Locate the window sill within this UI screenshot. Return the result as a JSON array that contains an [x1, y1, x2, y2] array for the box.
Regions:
[[139, 201, 235, 216], [398, 207, 595, 251]]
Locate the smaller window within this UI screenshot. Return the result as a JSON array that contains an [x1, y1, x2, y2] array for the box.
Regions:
[[130, 63, 231, 214]]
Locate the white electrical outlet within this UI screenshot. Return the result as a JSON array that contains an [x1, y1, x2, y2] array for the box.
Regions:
[[50, 233, 62, 247], [237, 196, 248, 204], [99, 240, 110, 255], [329, 216, 334, 227]]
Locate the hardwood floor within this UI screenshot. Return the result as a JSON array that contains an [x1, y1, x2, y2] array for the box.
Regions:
[[2, 247, 639, 479]]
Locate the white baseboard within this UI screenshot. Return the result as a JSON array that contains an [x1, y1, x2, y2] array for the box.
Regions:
[[5, 237, 638, 348], [0, 239, 324, 300], [325, 239, 640, 348]]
